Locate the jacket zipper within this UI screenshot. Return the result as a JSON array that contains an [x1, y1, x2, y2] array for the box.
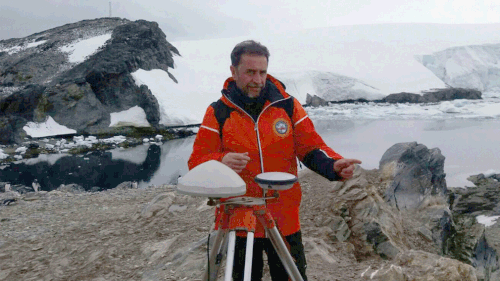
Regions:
[[222, 93, 293, 196], [254, 97, 293, 173]]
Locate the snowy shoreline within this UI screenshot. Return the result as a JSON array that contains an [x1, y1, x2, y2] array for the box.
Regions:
[[0, 124, 199, 163]]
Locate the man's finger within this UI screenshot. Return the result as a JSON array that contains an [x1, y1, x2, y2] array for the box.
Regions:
[[342, 165, 355, 173], [344, 159, 362, 165], [234, 153, 251, 161]]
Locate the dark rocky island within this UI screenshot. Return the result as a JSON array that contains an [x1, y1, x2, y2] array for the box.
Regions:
[[0, 18, 183, 145], [306, 88, 483, 107]]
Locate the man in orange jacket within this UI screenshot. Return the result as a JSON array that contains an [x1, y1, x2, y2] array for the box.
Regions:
[[188, 40, 361, 281]]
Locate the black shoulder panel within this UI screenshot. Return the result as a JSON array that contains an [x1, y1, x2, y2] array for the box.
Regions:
[[273, 97, 294, 125], [211, 100, 235, 138]]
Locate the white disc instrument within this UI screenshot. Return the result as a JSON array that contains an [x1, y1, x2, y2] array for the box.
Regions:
[[254, 172, 297, 190]]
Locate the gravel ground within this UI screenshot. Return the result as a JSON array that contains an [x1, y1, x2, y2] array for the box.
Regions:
[[0, 170, 390, 281]]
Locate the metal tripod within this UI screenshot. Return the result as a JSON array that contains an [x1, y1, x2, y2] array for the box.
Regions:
[[203, 197, 304, 281]]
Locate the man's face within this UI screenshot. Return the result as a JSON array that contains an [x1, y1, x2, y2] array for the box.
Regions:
[[230, 54, 268, 98]]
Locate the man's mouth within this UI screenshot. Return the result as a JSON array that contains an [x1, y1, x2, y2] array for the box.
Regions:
[[249, 84, 262, 91]]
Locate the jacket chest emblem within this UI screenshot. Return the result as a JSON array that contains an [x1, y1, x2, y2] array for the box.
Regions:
[[273, 118, 290, 137]]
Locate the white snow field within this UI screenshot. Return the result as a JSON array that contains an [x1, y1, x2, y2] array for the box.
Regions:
[[23, 116, 77, 138], [109, 106, 151, 128]]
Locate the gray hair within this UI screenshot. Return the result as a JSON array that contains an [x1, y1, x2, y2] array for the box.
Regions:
[[230, 40, 270, 67]]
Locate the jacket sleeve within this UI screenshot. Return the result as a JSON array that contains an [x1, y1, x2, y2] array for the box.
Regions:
[[292, 98, 344, 181], [187, 105, 226, 170]]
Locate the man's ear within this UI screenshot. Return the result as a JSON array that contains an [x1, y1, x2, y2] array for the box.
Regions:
[[230, 65, 237, 79]]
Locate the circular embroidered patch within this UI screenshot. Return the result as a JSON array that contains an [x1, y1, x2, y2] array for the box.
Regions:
[[273, 118, 290, 137]]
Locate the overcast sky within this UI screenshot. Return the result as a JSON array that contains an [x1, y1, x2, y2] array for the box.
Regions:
[[2, 0, 500, 41]]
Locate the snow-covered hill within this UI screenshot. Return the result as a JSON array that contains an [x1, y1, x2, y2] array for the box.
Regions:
[[124, 23, 500, 124], [416, 44, 500, 92], [275, 70, 385, 102]]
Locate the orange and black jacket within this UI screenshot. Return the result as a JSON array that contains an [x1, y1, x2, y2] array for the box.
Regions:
[[188, 74, 343, 237]]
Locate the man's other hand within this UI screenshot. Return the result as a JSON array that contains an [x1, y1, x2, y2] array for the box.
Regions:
[[334, 158, 362, 180], [222, 152, 251, 173]]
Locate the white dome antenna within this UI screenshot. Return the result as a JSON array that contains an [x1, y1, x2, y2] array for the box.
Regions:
[[177, 160, 246, 197]]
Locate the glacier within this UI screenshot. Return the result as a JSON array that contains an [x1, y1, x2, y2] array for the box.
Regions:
[[416, 44, 500, 92]]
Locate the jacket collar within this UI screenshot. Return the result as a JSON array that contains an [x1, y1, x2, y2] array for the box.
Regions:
[[221, 74, 290, 106]]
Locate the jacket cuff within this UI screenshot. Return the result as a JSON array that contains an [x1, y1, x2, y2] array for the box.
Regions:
[[302, 149, 342, 181], [218, 152, 228, 162]]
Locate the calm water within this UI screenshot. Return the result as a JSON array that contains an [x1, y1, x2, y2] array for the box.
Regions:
[[313, 119, 500, 187], [2, 119, 499, 190]]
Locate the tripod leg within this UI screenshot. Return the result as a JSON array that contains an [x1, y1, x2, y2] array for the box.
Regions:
[[224, 230, 237, 281], [243, 232, 255, 281], [203, 229, 227, 281], [267, 227, 304, 281]]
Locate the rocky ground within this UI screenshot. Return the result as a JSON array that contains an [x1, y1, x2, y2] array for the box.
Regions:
[[0, 169, 397, 281], [1, 140, 489, 281]]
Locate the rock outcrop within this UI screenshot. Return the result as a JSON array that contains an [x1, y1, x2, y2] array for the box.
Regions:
[[379, 142, 447, 210], [0, 18, 180, 144], [448, 173, 500, 280], [304, 87, 482, 107], [305, 93, 328, 107], [381, 88, 482, 104], [363, 250, 478, 280]]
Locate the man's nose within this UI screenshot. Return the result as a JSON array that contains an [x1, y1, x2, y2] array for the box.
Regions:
[[252, 73, 264, 85]]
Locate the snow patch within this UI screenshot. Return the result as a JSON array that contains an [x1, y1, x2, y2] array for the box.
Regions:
[[477, 215, 500, 227], [15, 147, 27, 154], [481, 169, 500, 178], [26, 40, 47, 49], [0, 45, 23, 55], [23, 116, 77, 138], [0, 40, 47, 55], [109, 106, 151, 128], [0, 149, 8, 160], [438, 101, 461, 113], [131, 68, 204, 125], [60, 33, 111, 64]]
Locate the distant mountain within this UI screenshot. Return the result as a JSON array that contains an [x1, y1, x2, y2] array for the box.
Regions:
[[416, 44, 500, 92], [0, 18, 179, 144]]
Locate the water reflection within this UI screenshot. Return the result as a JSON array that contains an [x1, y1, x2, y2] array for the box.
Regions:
[[0, 144, 163, 191], [1, 119, 499, 191]]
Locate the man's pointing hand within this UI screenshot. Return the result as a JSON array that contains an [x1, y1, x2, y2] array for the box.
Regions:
[[334, 158, 362, 180]]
